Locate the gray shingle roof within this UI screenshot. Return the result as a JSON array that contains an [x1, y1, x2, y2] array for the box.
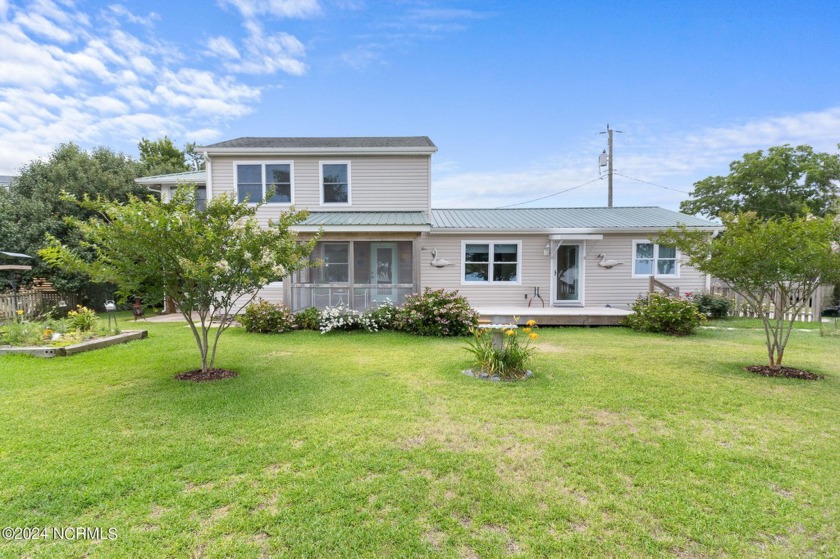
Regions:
[[203, 137, 436, 149], [301, 212, 430, 226], [430, 207, 718, 230]]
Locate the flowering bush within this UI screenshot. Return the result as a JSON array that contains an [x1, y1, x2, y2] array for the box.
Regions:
[[624, 293, 705, 336], [294, 307, 321, 331], [319, 303, 368, 333], [365, 300, 400, 331], [397, 288, 478, 337], [239, 299, 296, 333], [66, 305, 98, 332], [464, 319, 539, 379]]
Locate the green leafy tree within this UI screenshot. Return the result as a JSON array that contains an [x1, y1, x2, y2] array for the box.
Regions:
[[138, 136, 190, 176], [40, 186, 318, 373], [184, 142, 206, 171], [680, 144, 840, 220], [659, 213, 840, 369], [0, 143, 145, 294]]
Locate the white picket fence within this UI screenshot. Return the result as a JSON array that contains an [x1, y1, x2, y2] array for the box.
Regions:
[[711, 284, 825, 322]]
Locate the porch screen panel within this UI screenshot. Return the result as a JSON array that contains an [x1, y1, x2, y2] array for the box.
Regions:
[[397, 242, 413, 281]]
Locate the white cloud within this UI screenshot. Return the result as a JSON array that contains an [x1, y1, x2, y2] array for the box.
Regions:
[[106, 5, 160, 27], [219, 0, 321, 19], [207, 36, 241, 59], [0, 1, 269, 174]]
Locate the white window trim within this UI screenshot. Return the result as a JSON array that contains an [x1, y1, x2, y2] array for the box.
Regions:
[[233, 160, 295, 206], [631, 240, 680, 279], [460, 240, 522, 286], [319, 161, 352, 206]]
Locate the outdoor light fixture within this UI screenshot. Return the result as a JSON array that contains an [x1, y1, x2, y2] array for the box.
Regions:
[[543, 243, 551, 257]]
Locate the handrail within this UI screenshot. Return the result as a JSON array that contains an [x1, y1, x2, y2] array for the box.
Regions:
[[648, 276, 679, 297]]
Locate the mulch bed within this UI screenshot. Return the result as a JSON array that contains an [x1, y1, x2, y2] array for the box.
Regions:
[[744, 365, 824, 380], [175, 368, 239, 382]]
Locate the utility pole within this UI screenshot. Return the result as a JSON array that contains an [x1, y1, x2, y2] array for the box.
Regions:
[[599, 124, 622, 207]]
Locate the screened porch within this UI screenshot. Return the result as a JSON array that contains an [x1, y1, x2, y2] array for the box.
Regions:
[[290, 240, 416, 311]]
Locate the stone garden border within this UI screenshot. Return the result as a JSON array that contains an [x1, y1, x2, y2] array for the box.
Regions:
[[0, 330, 148, 358]]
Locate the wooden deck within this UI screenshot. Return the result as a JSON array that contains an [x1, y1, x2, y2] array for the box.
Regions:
[[475, 306, 632, 326]]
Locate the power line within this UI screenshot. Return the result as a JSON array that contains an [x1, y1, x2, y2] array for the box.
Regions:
[[496, 177, 604, 209], [613, 172, 692, 194]]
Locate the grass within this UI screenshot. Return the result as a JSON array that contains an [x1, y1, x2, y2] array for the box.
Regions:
[[0, 317, 838, 558]]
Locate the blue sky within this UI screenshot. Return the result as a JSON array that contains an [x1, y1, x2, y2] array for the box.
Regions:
[[1, 0, 838, 210]]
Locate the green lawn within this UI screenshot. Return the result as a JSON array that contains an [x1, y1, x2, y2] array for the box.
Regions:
[[1, 318, 838, 558]]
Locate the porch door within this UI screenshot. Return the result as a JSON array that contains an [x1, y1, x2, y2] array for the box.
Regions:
[[553, 243, 582, 305], [370, 242, 398, 304]]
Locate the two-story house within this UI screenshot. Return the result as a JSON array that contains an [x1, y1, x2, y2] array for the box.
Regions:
[[137, 136, 719, 320]]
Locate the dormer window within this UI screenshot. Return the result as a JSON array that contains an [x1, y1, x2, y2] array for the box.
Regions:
[[236, 162, 293, 204], [320, 162, 351, 205]]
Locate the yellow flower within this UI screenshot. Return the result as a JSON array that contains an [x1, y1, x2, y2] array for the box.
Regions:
[[505, 329, 515, 336], [529, 332, 538, 340], [16, 309, 24, 315], [523, 327, 532, 333], [526, 319, 536, 327]]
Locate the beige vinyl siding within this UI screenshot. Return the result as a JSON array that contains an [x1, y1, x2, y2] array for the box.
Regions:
[[582, 234, 706, 307], [208, 155, 430, 224], [422, 232, 709, 309], [422, 234, 550, 307]]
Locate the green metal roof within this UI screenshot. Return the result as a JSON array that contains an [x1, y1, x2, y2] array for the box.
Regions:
[[301, 212, 430, 227], [135, 170, 207, 185], [430, 207, 719, 230]]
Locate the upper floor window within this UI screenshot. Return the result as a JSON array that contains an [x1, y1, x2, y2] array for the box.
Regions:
[[236, 162, 293, 204], [632, 241, 679, 278], [321, 162, 350, 205], [462, 241, 520, 284]]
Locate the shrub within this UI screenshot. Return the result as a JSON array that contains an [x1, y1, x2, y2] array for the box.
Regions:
[[464, 320, 539, 379], [624, 293, 705, 336], [398, 288, 478, 337], [320, 304, 366, 333], [294, 307, 321, 331], [364, 300, 400, 331], [688, 291, 733, 319], [239, 299, 295, 333], [66, 305, 98, 332]]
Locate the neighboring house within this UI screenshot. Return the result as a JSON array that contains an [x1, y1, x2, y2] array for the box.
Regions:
[[0, 175, 17, 189], [136, 137, 719, 314]]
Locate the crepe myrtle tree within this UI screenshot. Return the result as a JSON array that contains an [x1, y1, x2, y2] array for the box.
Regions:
[[659, 212, 840, 369], [40, 185, 318, 374]]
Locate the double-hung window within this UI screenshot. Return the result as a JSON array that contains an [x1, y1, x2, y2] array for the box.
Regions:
[[633, 241, 679, 278], [463, 242, 520, 283], [320, 162, 350, 205], [236, 162, 293, 204]]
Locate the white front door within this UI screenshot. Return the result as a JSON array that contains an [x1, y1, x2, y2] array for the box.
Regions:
[[552, 242, 584, 306], [370, 242, 398, 304]]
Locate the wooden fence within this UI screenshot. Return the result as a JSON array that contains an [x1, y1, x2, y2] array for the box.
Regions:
[[710, 284, 825, 322], [0, 289, 76, 320]]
